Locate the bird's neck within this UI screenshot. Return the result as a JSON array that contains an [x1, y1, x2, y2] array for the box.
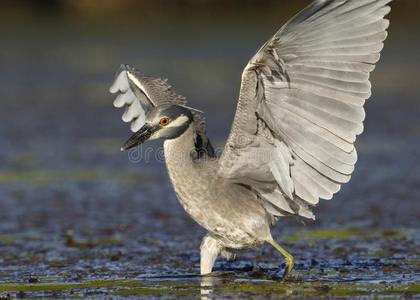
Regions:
[[164, 124, 207, 193], [163, 124, 196, 169], [163, 124, 220, 230], [163, 124, 207, 209]]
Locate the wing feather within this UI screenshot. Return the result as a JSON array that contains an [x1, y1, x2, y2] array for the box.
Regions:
[[218, 0, 391, 219], [110, 65, 186, 132]]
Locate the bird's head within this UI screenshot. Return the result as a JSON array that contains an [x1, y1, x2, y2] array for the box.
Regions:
[[121, 104, 194, 151]]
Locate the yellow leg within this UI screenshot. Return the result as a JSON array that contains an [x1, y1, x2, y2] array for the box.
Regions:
[[267, 239, 294, 278]]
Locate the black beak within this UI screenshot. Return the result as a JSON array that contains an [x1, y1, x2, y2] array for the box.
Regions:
[[121, 123, 156, 151]]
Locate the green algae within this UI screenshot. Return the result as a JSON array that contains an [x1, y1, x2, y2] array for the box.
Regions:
[[0, 280, 201, 297], [0, 279, 418, 298], [0, 235, 41, 245], [0, 170, 99, 185], [219, 282, 420, 297], [0, 280, 146, 293], [112, 286, 199, 296], [373, 249, 392, 257], [405, 258, 420, 267], [285, 228, 407, 243]]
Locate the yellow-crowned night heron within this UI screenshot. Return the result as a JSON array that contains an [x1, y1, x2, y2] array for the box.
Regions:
[[110, 0, 392, 277]]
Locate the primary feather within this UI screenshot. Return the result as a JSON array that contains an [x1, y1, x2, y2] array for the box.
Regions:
[[217, 0, 392, 219]]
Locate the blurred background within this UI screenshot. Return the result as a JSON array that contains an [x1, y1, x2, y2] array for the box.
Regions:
[[0, 0, 419, 296]]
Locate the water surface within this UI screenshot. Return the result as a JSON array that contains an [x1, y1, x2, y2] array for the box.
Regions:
[[0, 2, 419, 298]]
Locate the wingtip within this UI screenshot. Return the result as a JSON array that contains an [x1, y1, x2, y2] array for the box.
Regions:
[[119, 64, 129, 72], [109, 67, 129, 94]]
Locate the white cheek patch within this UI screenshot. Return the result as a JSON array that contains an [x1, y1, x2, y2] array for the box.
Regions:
[[167, 115, 189, 128], [149, 130, 163, 141]]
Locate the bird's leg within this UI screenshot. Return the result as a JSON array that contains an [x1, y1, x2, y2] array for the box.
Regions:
[[267, 239, 294, 278], [200, 235, 223, 275]]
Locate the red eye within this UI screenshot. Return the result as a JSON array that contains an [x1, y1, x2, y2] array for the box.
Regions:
[[159, 117, 170, 126]]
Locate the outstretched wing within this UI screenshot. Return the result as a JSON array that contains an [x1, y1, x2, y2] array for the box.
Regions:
[[218, 0, 392, 219]]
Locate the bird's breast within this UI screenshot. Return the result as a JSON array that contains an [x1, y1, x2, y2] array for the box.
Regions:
[[163, 132, 270, 246]]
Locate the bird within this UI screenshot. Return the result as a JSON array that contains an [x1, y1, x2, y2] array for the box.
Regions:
[[109, 0, 392, 278]]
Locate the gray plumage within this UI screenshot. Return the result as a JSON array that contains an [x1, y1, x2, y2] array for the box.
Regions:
[[110, 0, 392, 276]]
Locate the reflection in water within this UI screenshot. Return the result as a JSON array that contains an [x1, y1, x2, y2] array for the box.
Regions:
[[200, 275, 223, 300], [199, 273, 297, 299]]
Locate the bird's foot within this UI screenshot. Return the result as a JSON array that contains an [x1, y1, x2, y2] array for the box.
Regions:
[[282, 253, 294, 279], [267, 239, 295, 279]]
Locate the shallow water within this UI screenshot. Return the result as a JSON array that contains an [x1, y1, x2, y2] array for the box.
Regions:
[[0, 2, 419, 298]]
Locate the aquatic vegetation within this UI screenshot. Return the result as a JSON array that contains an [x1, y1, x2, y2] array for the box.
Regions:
[[0, 278, 418, 298], [285, 228, 407, 243]]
